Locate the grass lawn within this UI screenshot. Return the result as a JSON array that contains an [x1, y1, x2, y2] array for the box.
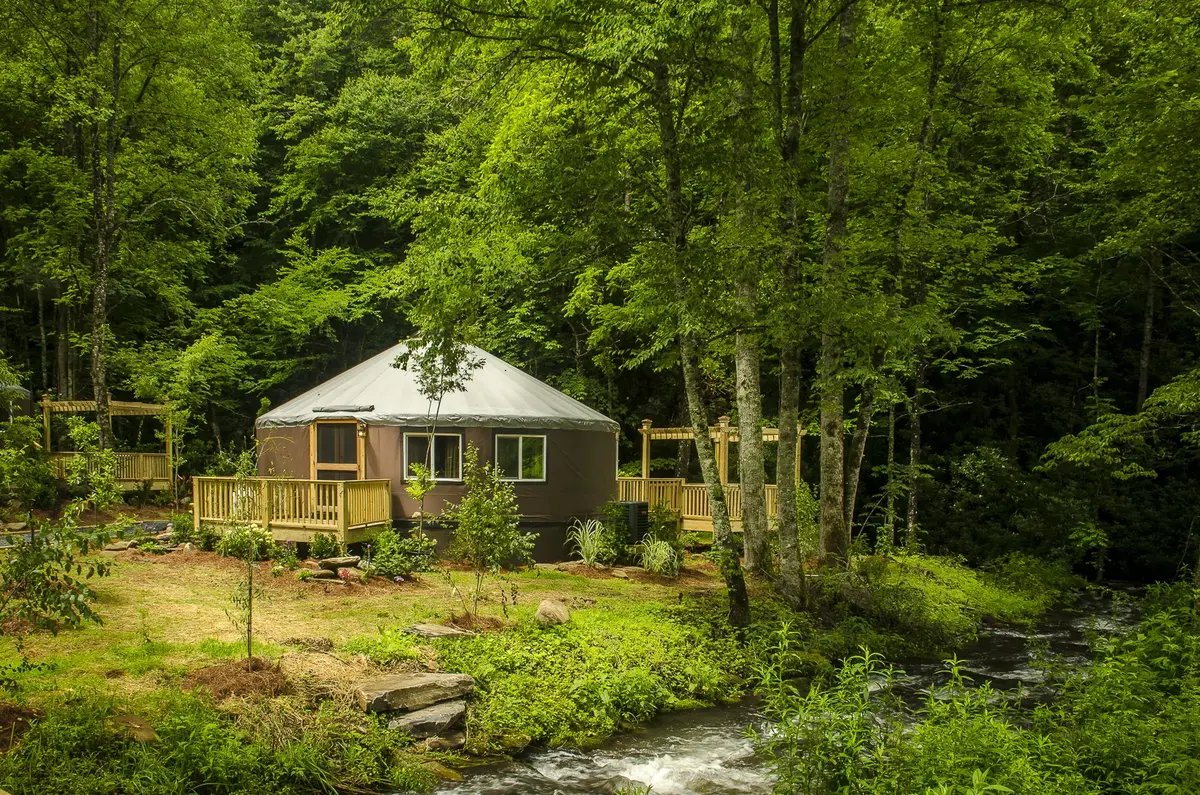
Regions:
[[2, 547, 726, 699]]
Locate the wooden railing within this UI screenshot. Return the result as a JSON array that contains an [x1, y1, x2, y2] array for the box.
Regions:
[[618, 477, 780, 531], [52, 452, 170, 488], [192, 476, 392, 543], [617, 477, 684, 510]]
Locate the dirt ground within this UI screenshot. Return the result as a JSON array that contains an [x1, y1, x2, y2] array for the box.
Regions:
[[0, 548, 723, 700]]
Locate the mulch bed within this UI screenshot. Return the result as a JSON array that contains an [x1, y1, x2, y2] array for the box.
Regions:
[[184, 656, 291, 701], [0, 702, 39, 753]]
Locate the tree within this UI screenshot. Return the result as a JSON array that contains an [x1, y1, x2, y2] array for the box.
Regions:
[[443, 444, 536, 616]]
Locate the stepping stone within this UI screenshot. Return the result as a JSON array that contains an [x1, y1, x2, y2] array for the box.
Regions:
[[309, 569, 338, 580], [104, 541, 130, 552], [356, 672, 474, 713], [318, 556, 360, 571], [387, 699, 467, 737], [1, 522, 28, 533], [405, 623, 475, 639]]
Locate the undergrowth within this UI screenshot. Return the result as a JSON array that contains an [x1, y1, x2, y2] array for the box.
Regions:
[[422, 598, 744, 752], [0, 689, 439, 794], [757, 583, 1200, 795]]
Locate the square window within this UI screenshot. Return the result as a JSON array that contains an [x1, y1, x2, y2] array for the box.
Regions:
[[496, 435, 546, 481], [405, 433, 462, 481]]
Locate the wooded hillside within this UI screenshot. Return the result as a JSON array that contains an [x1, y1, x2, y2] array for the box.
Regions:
[[1, 0, 1197, 580]]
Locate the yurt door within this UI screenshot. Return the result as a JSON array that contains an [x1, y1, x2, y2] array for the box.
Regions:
[[312, 421, 361, 520]]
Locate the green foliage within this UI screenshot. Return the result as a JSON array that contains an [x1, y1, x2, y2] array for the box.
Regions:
[[63, 419, 122, 513], [567, 518, 613, 567], [444, 444, 536, 613], [369, 529, 439, 579], [638, 536, 681, 577], [0, 417, 56, 513], [0, 504, 111, 633], [168, 511, 195, 545], [342, 627, 422, 665], [215, 524, 274, 561], [428, 600, 745, 752], [294, 569, 314, 582], [271, 540, 299, 571], [309, 533, 341, 560], [0, 690, 438, 794], [757, 584, 1200, 795]]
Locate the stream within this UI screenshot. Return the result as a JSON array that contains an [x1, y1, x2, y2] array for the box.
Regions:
[[433, 588, 1138, 795]]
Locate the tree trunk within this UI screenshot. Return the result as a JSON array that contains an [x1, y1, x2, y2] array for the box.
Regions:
[[776, 340, 804, 604], [819, 337, 847, 565], [735, 294, 769, 573], [885, 403, 896, 549], [1136, 252, 1157, 412], [682, 334, 751, 629], [731, 0, 768, 574], [817, 0, 856, 567], [905, 363, 925, 549], [651, 58, 750, 628], [36, 286, 49, 393], [55, 290, 69, 398], [844, 385, 875, 533]]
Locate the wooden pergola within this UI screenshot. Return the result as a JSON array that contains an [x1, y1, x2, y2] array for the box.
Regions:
[[41, 395, 174, 491], [636, 416, 801, 484], [620, 417, 804, 533]]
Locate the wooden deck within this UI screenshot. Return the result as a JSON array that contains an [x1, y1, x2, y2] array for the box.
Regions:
[[618, 477, 778, 533], [192, 477, 392, 544], [53, 452, 171, 491]]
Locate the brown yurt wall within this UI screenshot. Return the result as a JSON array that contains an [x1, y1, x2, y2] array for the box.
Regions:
[[257, 425, 309, 477]]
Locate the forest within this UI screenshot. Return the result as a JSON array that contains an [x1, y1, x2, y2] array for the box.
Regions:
[[0, 0, 1199, 792]]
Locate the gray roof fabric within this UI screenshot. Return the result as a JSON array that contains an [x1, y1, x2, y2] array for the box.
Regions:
[[256, 343, 619, 433]]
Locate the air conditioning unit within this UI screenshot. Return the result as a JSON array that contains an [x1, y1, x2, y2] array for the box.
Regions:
[[616, 501, 649, 544]]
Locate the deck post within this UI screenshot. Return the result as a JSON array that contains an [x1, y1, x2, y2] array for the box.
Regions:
[[192, 478, 201, 538], [337, 480, 348, 545], [717, 416, 731, 485], [640, 419, 652, 480], [260, 479, 271, 535]]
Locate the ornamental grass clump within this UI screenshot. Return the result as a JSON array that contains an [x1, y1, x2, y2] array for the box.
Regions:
[[567, 518, 610, 567], [639, 535, 681, 577]]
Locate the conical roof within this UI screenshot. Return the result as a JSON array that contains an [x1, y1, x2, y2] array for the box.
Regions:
[[256, 343, 619, 433]]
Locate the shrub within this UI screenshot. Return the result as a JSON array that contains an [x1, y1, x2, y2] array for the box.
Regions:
[[0, 417, 57, 513], [295, 569, 314, 582], [567, 518, 612, 566], [444, 444, 536, 614], [215, 524, 274, 561], [168, 511, 194, 545], [639, 535, 681, 577], [271, 540, 299, 570], [0, 503, 111, 632], [196, 523, 222, 552], [370, 530, 438, 579], [309, 533, 340, 560]]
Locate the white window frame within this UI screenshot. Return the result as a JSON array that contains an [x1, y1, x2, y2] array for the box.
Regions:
[[495, 434, 548, 482], [403, 432, 464, 482]]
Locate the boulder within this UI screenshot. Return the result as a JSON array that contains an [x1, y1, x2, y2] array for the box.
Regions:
[[387, 700, 467, 737], [423, 732, 467, 752], [355, 672, 474, 713], [309, 568, 339, 580], [535, 599, 570, 627], [318, 556, 360, 571], [1, 522, 28, 533], [406, 623, 475, 639], [141, 520, 170, 534], [104, 541, 130, 552], [611, 568, 628, 579], [183, 543, 195, 552]]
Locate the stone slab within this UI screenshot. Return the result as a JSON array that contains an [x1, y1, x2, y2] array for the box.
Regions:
[[387, 699, 467, 737], [356, 672, 474, 713]]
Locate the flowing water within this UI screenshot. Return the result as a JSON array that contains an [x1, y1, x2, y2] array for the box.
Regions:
[[432, 588, 1138, 795]]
